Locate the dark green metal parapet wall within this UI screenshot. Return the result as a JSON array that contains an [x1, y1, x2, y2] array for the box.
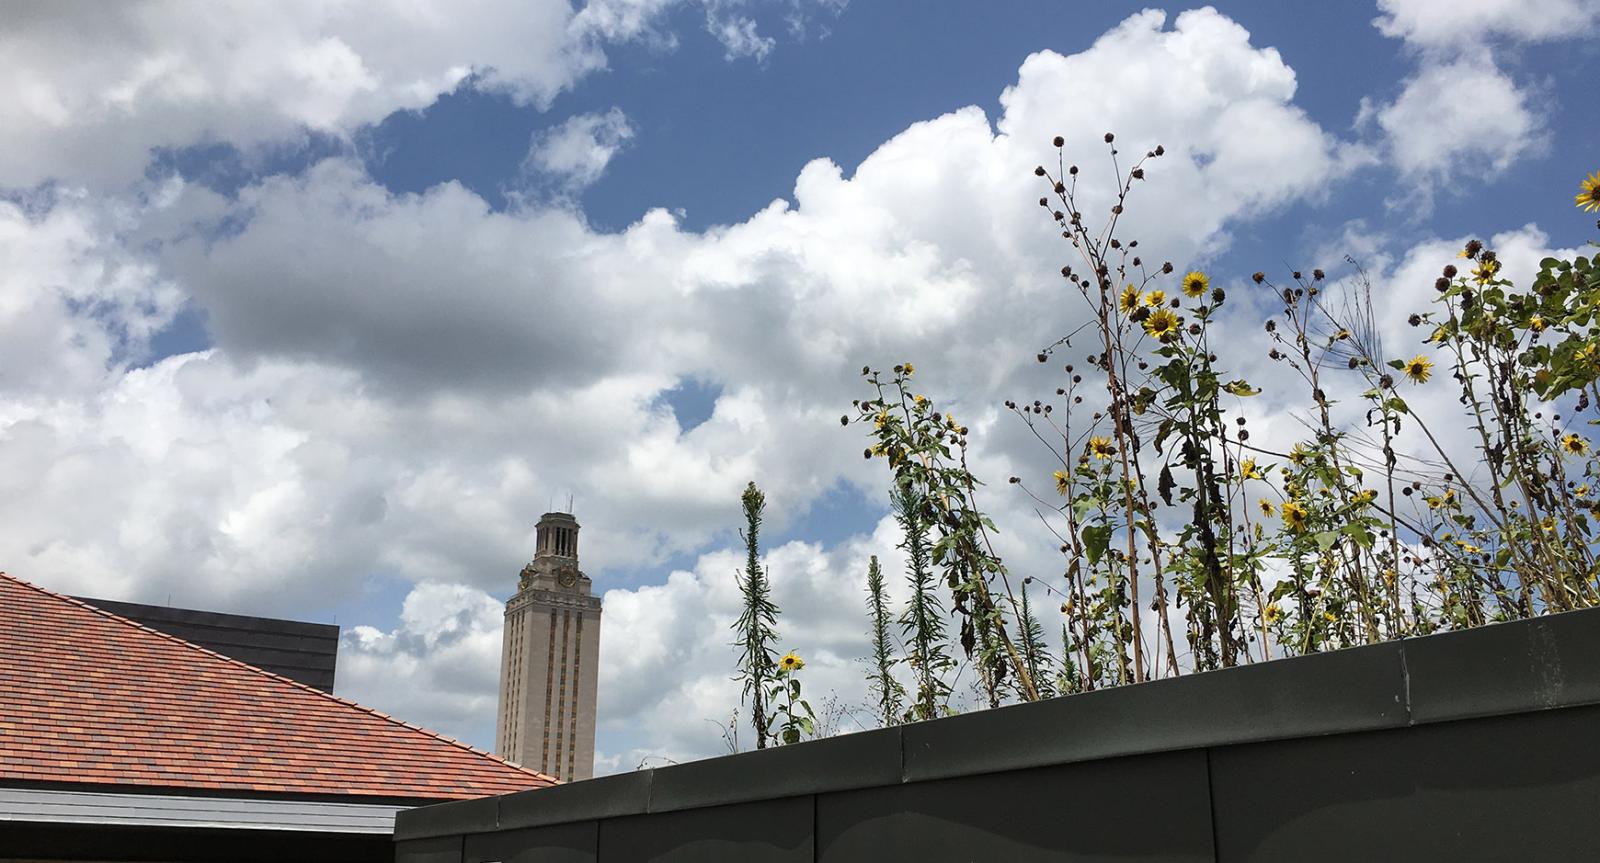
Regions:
[[396, 608, 1600, 862]]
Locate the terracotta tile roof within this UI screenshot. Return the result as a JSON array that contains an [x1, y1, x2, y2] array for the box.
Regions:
[[0, 572, 556, 800]]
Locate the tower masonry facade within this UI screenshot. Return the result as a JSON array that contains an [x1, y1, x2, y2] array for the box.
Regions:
[[496, 512, 601, 781]]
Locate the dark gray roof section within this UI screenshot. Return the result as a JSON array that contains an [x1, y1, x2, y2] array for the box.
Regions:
[[0, 787, 405, 834], [396, 605, 1600, 843], [72, 595, 340, 692]]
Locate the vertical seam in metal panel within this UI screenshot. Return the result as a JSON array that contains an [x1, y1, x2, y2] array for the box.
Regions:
[[1400, 640, 1414, 727], [1204, 748, 1222, 863], [812, 792, 820, 863]]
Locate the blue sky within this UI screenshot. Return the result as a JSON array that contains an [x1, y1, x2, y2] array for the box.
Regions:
[[3, 0, 1599, 769]]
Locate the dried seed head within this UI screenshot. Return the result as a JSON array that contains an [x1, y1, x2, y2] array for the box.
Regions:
[[1442, 264, 1457, 278], [1034, 166, 1046, 177], [1252, 271, 1266, 284], [1104, 132, 1115, 143], [1052, 135, 1064, 147]]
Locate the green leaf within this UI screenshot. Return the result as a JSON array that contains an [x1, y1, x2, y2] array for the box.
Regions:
[[1313, 531, 1339, 552], [1082, 523, 1113, 567], [1224, 379, 1261, 397]]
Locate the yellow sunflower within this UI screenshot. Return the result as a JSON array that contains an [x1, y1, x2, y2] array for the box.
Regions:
[[1181, 270, 1209, 298], [1562, 433, 1590, 456], [1119, 283, 1140, 314], [1087, 436, 1117, 460], [874, 410, 890, 429], [1259, 498, 1275, 516], [1143, 307, 1180, 339], [1577, 170, 1600, 213], [1287, 444, 1311, 466], [778, 652, 805, 672], [1241, 458, 1262, 481], [1144, 289, 1167, 307], [1529, 315, 1546, 333], [1263, 603, 1283, 624], [902, 362, 915, 376], [1053, 470, 1070, 495], [1473, 258, 1501, 285], [1404, 354, 1433, 384], [1355, 488, 1377, 506], [1334, 328, 1351, 341], [1280, 500, 1308, 532]]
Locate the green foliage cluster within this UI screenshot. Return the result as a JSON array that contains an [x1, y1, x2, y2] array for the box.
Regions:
[[841, 135, 1600, 701]]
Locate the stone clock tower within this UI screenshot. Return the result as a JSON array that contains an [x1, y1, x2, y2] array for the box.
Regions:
[[496, 511, 602, 781]]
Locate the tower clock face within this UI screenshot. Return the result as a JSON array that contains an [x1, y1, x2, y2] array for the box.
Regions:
[[558, 567, 578, 588]]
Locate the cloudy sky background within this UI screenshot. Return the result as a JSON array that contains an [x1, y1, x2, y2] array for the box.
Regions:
[[3, 0, 1598, 772]]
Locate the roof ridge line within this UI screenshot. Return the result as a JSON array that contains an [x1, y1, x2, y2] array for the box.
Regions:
[[0, 571, 558, 786]]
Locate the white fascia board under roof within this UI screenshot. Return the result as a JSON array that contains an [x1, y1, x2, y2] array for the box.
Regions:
[[0, 787, 409, 834]]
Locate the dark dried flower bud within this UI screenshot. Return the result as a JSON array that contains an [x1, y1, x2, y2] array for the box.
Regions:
[[1039, 197, 1049, 207], [1252, 271, 1266, 284], [863, 448, 873, 459], [1264, 320, 1277, 332], [1053, 210, 1065, 221], [1132, 256, 1141, 266], [1379, 374, 1394, 388], [1069, 165, 1079, 175], [1131, 168, 1144, 179], [1009, 476, 1020, 483], [1348, 357, 1359, 369], [1034, 166, 1046, 177], [1313, 269, 1325, 281], [1212, 287, 1226, 304], [1464, 239, 1482, 257], [1435, 277, 1449, 292], [1269, 348, 1282, 360], [1292, 271, 1302, 280], [1239, 429, 1250, 440], [1052, 135, 1064, 147], [1054, 182, 1065, 194], [1154, 144, 1165, 155], [1061, 266, 1071, 277], [1442, 264, 1457, 278], [1104, 132, 1115, 143], [1188, 323, 1201, 335], [862, 365, 871, 375], [1162, 262, 1174, 274], [1037, 353, 1048, 363], [840, 415, 850, 426]]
